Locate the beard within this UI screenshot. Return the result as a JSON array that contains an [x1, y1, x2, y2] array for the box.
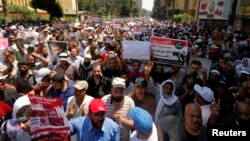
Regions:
[[91, 118, 104, 129], [20, 70, 28, 75], [111, 95, 124, 102], [84, 61, 91, 67]]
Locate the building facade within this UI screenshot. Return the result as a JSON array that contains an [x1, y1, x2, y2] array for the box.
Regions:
[[197, 0, 234, 26], [153, 0, 198, 21], [134, 0, 142, 10], [235, 0, 250, 32]]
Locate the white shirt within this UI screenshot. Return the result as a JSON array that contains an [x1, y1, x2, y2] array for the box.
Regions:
[[66, 95, 94, 141], [67, 55, 83, 66], [66, 95, 94, 118], [200, 104, 211, 126], [129, 123, 158, 141]]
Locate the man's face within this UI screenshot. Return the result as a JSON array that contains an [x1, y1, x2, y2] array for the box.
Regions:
[[185, 106, 202, 131], [132, 62, 141, 72], [89, 111, 105, 129], [218, 59, 225, 68], [189, 64, 201, 75], [42, 47, 48, 56], [120, 74, 129, 86], [18, 65, 29, 74], [90, 43, 97, 50], [93, 66, 102, 77], [74, 88, 86, 99], [111, 87, 125, 102], [135, 85, 145, 95], [109, 59, 116, 69], [209, 72, 219, 81], [52, 81, 63, 90], [27, 56, 35, 66], [155, 65, 163, 73], [84, 57, 91, 65], [236, 103, 250, 125], [70, 48, 78, 57]]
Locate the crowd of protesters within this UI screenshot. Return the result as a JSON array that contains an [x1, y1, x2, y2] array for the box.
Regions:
[[0, 16, 249, 141]]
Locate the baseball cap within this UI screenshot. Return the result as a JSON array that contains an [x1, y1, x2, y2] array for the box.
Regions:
[[135, 77, 147, 88], [194, 84, 214, 103], [74, 80, 88, 90], [112, 77, 125, 88], [89, 99, 108, 113], [35, 68, 51, 83], [129, 107, 153, 134]]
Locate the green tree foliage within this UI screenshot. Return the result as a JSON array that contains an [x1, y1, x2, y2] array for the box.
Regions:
[[173, 13, 193, 23], [7, 4, 39, 21], [30, 0, 63, 20], [78, 0, 138, 17]]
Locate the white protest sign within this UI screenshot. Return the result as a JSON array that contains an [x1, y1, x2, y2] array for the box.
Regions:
[[122, 40, 150, 60]]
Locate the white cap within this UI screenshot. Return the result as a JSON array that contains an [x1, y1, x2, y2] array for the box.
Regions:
[[112, 77, 125, 88], [194, 84, 214, 103], [35, 68, 51, 83], [74, 80, 89, 90]]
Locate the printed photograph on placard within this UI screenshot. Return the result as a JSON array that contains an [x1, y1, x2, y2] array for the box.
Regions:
[[47, 41, 68, 57]]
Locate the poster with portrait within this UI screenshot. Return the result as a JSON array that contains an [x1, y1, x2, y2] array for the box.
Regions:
[[150, 37, 188, 66], [47, 41, 68, 62], [29, 96, 70, 141], [198, 0, 231, 19], [189, 56, 212, 79]]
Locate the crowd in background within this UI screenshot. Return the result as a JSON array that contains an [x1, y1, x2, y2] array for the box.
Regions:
[[0, 17, 249, 141]]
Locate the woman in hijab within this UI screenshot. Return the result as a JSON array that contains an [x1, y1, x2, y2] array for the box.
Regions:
[[154, 79, 183, 123]]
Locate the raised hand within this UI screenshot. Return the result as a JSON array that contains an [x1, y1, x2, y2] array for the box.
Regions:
[[144, 60, 153, 76], [68, 105, 76, 117]]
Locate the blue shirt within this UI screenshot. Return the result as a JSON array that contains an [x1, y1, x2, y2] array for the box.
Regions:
[[70, 117, 120, 141], [48, 86, 74, 111]]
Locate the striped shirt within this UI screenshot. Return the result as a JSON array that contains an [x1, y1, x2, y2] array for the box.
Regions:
[[102, 95, 135, 141]]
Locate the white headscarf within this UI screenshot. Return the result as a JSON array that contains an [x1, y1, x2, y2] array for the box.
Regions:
[[155, 79, 178, 123]]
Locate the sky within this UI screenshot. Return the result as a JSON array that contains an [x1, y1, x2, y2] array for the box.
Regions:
[[142, 0, 154, 11]]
